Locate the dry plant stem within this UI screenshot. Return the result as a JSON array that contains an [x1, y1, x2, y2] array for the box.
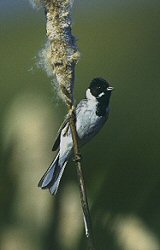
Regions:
[[41, 0, 95, 248], [69, 107, 96, 250]]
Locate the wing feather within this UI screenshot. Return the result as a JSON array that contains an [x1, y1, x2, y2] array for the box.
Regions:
[[52, 115, 70, 151], [52, 99, 87, 151]]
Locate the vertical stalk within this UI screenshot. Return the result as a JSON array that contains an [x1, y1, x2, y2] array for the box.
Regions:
[[69, 106, 96, 250]]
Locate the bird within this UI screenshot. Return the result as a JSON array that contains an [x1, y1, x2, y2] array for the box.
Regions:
[[38, 77, 114, 195]]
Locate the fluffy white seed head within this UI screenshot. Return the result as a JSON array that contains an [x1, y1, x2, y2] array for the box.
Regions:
[[29, 0, 42, 9]]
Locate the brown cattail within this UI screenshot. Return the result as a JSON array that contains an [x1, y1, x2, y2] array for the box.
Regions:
[[38, 0, 80, 106]]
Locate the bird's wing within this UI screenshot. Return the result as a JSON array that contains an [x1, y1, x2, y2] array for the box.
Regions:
[[52, 99, 87, 151], [76, 99, 87, 111], [52, 114, 70, 151]]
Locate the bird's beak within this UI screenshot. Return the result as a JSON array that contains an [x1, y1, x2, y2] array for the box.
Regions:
[[107, 86, 114, 91]]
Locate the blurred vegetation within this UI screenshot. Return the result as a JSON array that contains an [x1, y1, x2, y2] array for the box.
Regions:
[[0, 1, 160, 250]]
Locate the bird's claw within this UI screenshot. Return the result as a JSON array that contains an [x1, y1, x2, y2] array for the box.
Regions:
[[74, 153, 81, 163], [69, 106, 76, 122]]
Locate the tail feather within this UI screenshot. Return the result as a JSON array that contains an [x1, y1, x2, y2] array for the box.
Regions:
[[49, 161, 67, 195], [38, 152, 68, 195], [38, 153, 59, 188]]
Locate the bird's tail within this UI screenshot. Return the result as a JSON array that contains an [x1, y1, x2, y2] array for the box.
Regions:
[[38, 152, 67, 195]]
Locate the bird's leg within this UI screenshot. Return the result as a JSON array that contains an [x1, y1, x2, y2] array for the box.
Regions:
[[75, 153, 81, 162], [69, 105, 76, 122], [68, 105, 81, 162], [63, 106, 76, 136], [72, 153, 81, 162]]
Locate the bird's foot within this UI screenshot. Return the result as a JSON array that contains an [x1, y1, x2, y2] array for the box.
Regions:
[[69, 105, 76, 122], [74, 153, 81, 163]]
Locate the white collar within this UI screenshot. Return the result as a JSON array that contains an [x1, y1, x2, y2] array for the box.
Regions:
[[86, 89, 97, 101]]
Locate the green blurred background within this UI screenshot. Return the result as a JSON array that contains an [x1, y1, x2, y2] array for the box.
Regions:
[[0, 1, 160, 249]]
